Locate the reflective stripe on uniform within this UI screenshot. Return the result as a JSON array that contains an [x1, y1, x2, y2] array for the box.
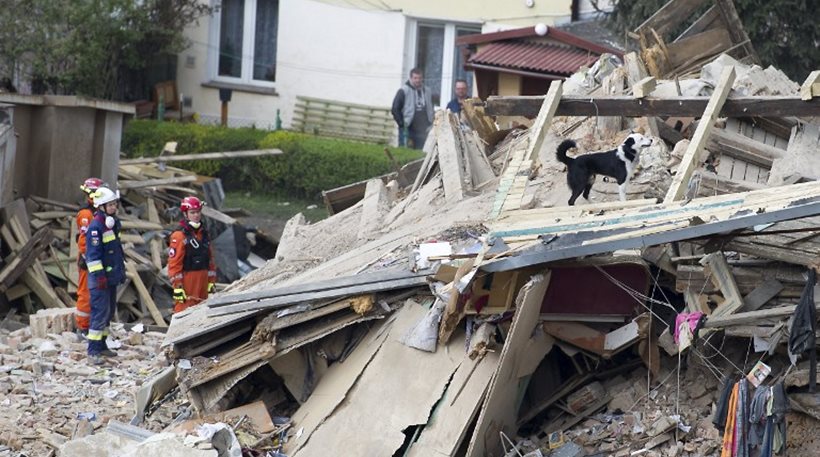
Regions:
[[75, 310, 90, 317], [102, 230, 117, 243], [87, 329, 104, 341], [87, 260, 104, 272], [102, 327, 109, 337]]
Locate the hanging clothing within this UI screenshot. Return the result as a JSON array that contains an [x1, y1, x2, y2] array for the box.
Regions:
[[713, 376, 735, 432], [721, 382, 739, 457], [674, 312, 706, 344], [749, 385, 770, 447], [734, 379, 750, 457], [789, 268, 817, 392]]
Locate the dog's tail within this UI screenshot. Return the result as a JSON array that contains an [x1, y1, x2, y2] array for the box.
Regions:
[[556, 139, 576, 166]]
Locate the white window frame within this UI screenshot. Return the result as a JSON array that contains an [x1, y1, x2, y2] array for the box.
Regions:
[[208, 0, 277, 88], [405, 18, 480, 108]]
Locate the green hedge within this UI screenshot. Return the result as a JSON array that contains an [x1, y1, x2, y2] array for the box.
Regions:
[[122, 120, 423, 197]]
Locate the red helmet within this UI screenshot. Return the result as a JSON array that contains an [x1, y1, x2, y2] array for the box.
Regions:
[[180, 196, 204, 212], [80, 177, 104, 195]]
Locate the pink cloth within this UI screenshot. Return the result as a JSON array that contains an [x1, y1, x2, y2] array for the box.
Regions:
[[674, 312, 705, 344]]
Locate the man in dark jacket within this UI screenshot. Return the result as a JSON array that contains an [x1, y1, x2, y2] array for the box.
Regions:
[[391, 68, 434, 149], [84, 186, 126, 365]]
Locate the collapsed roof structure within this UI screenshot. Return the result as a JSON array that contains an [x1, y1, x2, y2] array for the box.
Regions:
[[147, 1, 820, 455]]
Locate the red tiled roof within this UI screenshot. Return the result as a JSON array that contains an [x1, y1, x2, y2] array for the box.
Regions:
[[468, 41, 600, 76]]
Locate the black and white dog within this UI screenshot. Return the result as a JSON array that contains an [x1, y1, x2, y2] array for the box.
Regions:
[[556, 133, 654, 206]]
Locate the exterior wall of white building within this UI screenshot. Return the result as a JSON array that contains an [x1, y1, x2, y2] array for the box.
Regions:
[[177, 0, 573, 130]]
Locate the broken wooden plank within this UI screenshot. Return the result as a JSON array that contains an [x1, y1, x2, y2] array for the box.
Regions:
[[665, 66, 736, 202], [633, 76, 657, 98], [705, 303, 820, 328], [700, 251, 743, 317], [125, 261, 167, 327], [118, 175, 197, 190], [0, 227, 53, 292], [741, 279, 784, 312], [714, 0, 760, 64], [437, 112, 466, 203], [146, 199, 163, 271], [636, 0, 709, 36], [526, 80, 562, 161], [708, 127, 784, 168], [120, 149, 282, 165], [483, 95, 820, 118], [467, 272, 553, 457], [68, 220, 79, 294], [800, 70, 820, 101]]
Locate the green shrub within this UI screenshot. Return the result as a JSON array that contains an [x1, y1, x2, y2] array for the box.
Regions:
[[122, 120, 423, 198]]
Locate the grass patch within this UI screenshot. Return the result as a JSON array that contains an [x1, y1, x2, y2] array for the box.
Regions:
[[223, 191, 328, 223]]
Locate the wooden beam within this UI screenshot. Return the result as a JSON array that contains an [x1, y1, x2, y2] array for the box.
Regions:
[[699, 252, 743, 317], [526, 81, 563, 161], [435, 112, 465, 203], [636, 0, 709, 36], [119, 149, 282, 165], [125, 261, 167, 327], [0, 227, 54, 292], [705, 303, 820, 328], [741, 279, 784, 312], [146, 199, 163, 271], [665, 66, 736, 202], [707, 127, 784, 168], [714, 0, 760, 64], [68, 220, 79, 294], [801, 70, 820, 101], [483, 95, 820, 118], [633, 76, 657, 99], [623, 52, 660, 137], [118, 175, 197, 190], [676, 5, 720, 41]]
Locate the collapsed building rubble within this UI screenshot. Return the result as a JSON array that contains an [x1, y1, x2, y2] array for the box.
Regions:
[[2, 1, 819, 455], [147, 43, 820, 457]]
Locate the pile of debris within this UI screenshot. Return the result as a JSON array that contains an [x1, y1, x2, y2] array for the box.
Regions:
[[155, 33, 819, 457], [0, 146, 275, 332], [5, 1, 818, 455]]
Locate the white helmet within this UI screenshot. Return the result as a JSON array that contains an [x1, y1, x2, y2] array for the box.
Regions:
[[92, 186, 120, 208]]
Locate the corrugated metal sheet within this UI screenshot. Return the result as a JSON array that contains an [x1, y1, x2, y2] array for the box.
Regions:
[[468, 41, 599, 76]]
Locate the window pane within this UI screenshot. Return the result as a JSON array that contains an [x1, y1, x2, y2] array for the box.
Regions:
[[253, 0, 279, 81], [219, 0, 245, 78], [454, 28, 479, 97], [416, 25, 444, 106]]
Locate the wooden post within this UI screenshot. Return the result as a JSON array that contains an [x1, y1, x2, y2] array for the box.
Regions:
[[664, 66, 735, 203]]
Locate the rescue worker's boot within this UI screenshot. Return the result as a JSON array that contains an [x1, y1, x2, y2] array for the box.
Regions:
[[99, 348, 118, 357]]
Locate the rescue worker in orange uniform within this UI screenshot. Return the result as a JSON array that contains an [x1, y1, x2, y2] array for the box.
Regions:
[[168, 196, 216, 313], [76, 177, 104, 335]]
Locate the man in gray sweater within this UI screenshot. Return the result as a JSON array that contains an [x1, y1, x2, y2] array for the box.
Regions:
[[391, 68, 434, 149]]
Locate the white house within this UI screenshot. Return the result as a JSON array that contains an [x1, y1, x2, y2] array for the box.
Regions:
[[176, 0, 610, 129]]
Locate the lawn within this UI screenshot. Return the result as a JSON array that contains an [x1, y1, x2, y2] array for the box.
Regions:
[[223, 191, 329, 223]]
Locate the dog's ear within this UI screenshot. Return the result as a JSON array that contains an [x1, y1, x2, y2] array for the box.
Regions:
[[623, 137, 635, 147]]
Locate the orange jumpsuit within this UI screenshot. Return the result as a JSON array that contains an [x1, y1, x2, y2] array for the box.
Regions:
[[168, 221, 216, 313], [75, 206, 94, 330]]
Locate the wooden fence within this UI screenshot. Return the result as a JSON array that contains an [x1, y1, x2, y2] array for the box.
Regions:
[[292, 96, 395, 144]]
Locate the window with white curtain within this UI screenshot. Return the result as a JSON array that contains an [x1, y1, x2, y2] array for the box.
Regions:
[[214, 0, 278, 84]]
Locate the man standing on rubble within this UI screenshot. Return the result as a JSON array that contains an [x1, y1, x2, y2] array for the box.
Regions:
[[75, 177, 104, 336], [84, 185, 125, 365], [391, 68, 434, 149], [167, 196, 216, 313], [446, 79, 469, 115]]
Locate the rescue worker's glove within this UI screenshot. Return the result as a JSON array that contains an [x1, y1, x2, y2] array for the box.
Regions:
[[173, 288, 187, 302], [208, 283, 216, 294], [96, 275, 108, 290]]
